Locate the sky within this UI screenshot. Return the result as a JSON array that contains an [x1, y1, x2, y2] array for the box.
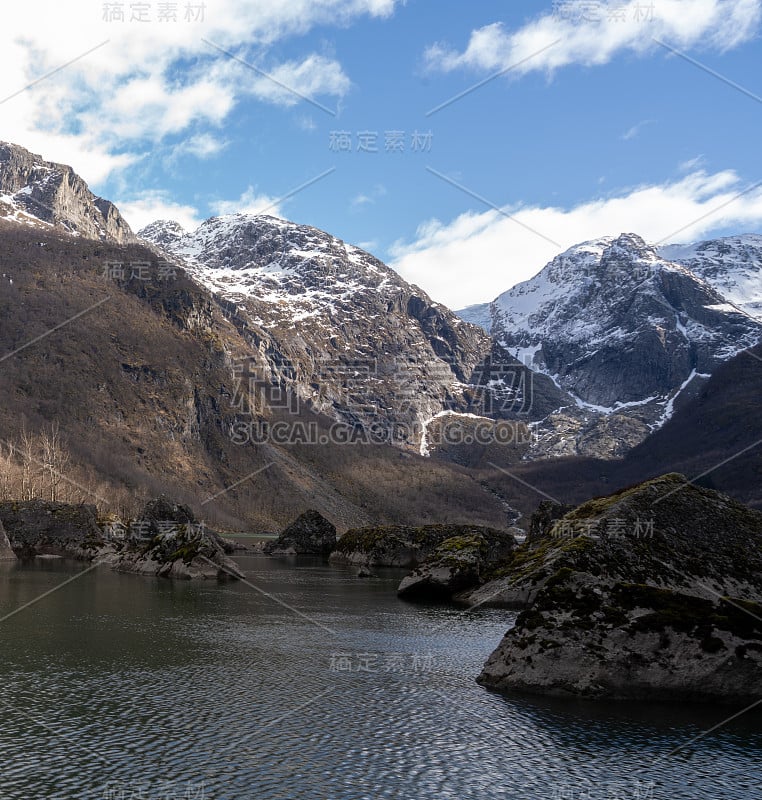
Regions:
[[1, 0, 761, 309]]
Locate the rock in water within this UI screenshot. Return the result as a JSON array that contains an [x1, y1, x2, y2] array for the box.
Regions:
[[105, 495, 244, 580], [356, 566, 376, 578], [476, 474, 762, 703], [0, 520, 17, 561], [264, 510, 337, 556], [330, 524, 509, 568], [0, 500, 103, 558], [397, 529, 518, 601]]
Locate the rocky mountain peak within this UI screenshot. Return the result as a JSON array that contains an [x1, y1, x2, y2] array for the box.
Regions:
[[0, 141, 136, 244], [138, 219, 187, 248], [453, 230, 762, 460]]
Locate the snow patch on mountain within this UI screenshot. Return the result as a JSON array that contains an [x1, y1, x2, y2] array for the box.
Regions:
[[660, 234, 762, 320]]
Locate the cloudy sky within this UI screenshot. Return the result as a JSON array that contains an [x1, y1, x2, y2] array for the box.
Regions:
[[1, 0, 761, 308]]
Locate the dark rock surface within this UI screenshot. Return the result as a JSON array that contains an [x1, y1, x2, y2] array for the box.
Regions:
[[263, 510, 337, 556], [0, 500, 104, 558], [105, 524, 244, 580], [397, 528, 518, 601], [475, 474, 762, 703], [330, 524, 512, 568], [0, 520, 17, 561]]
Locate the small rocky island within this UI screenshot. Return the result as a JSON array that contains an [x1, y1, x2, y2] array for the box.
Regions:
[[0, 497, 243, 580], [329, 523, 517, 570], [473, 474, 762, 703]]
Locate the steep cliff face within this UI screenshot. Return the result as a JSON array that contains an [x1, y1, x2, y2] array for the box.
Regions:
[[456, 233, 762, 460], [0, 142, 137, 244], [490, 234, 760, 408]]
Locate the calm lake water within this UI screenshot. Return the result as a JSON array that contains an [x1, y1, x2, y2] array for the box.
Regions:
[[0, 556, 760, 800]]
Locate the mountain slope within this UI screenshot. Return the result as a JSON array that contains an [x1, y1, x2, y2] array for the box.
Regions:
[[453, 233, 762, 459], [0, 218, 513, 532], [490, 233, 760, 408]]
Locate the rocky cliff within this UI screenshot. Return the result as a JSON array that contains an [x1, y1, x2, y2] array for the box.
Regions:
[[0, 142, 137, 243]]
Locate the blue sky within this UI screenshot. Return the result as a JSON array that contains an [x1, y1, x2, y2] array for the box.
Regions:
[[2, 0, 762, 307]]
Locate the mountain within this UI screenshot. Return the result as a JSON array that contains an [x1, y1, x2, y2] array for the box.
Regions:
[[0, 142, 136, 244], [660, 234, 762, 320], [456, 233, 762, 458], [468, 340, 762, 527], [0, 217, 515, 532], [140, 215, 570, 451], [0, 142, 524, 531]]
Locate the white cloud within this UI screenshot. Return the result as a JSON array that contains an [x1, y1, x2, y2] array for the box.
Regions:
[[244, 54, 351, 107], [0, 0, 401, 186], [621, 119, 654, 140], [209, 187, 284, 217], [424, 1, 760, 80], [117, 191, 203, 233], [679, 154, 707, 172], [350, 183, 387, 209], [168, 133, 229, 162], [390, 169, 762, 309]]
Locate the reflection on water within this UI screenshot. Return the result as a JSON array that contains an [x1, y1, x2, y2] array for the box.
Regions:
[[0, 556, 760, 799]]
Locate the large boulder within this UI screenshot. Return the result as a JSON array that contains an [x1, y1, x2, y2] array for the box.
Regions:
[[140, 495, 196, 526], [476, 474, 762, 703], [100, 495, 244, 580], [397, 529, 518, 601], [0, 500, 104, 558], [330, 524, 507, 568], [0, 520, 17, 561], [264, 510, 337, 556]]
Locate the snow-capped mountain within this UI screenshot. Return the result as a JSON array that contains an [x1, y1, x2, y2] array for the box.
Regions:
[[455, 233, 762, 459], [660, 234, 762, 320], [140, 215, 568, 450], [0, 142, 136, 243]]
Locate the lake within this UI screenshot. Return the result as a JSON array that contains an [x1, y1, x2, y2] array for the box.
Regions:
[[0, 556, 760, 799]]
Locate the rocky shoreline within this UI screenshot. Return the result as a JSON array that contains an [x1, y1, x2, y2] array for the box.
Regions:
[[0, 497, 243, 580]]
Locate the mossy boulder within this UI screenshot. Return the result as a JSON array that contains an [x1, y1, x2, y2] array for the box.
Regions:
[[0, 500, 103, 558], [106, 521, 243, 580], [397, 529, 518, 601], [330, 523, 509, 568], [476, 474, 762, 703]]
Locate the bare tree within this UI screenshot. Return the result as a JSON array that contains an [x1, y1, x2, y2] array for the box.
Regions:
[[18, 426, 38, 501], [0, 442, 17, 500], [39, 422, 71, 502]]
